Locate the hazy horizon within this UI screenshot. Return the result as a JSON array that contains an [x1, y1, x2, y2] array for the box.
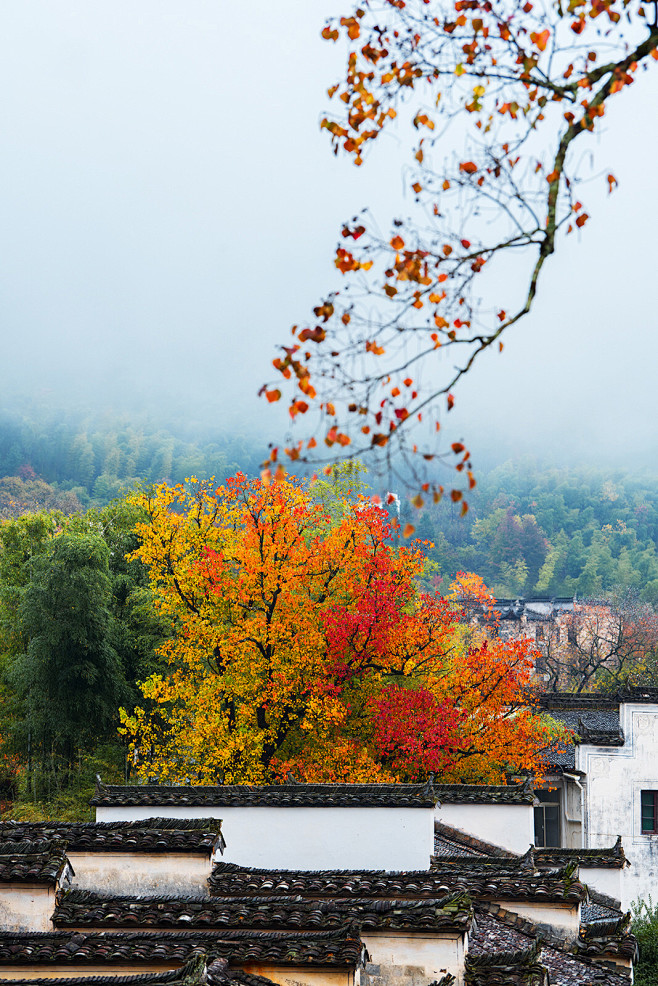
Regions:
[[1, 2, 657, 479]]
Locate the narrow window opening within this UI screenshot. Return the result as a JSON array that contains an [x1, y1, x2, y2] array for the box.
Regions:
[[534, 788, 561, 847], [641, 790, 658, 834]]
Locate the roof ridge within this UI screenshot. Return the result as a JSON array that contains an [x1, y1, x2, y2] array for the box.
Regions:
[[0, 839, 68, 855], [90, 782, 437, 809], [57, 889, 471, 909], [0, 819, 222, 832]]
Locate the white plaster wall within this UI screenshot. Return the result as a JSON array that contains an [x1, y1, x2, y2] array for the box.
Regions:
[[580, 865, 622, 903], [0, 885, 55, 932], [494, 901, 580, 939], [577, 703, 658, 909], [435, 804, 534, 855], [67, 852, 211, 895], [362, 932, 464, 986], [94, 807, 434, 871]]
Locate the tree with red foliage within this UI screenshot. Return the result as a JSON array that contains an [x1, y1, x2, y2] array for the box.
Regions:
[[123, 473, 557, 784]]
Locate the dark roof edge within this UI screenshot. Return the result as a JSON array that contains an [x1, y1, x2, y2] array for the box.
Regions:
[[435, 779, 535, 805], [433, 821, 518, 859], [91, 780, 437, 809]]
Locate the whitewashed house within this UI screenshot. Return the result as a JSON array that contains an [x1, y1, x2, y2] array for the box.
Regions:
[[0, 782, 638, 986], [0, 819, 225, 896], [91, 781, 437, 872], [540, 687, 658, 908]]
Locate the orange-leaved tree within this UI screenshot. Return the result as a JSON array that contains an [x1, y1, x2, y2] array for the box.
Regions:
[[262, 0, 658, 507], [120, 473, 559, 783]]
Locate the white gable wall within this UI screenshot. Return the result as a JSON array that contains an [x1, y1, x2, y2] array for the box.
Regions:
[[435, 804, 534, 855], [577, 702, 658, 909], [492, 900, 580, 940], [94, 805, 434, 871], [579, 864, 622, 903]]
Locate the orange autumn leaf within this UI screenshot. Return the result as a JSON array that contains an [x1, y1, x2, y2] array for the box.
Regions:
[[530, 29, 550, 51], [122, 477, 558, 785]]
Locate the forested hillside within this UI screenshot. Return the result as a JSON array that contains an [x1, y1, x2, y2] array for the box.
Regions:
[[2, 406, 658, 600], [1, 408, 658, 815], [411, 459, 658, 601], [0, 404, 265, 514]]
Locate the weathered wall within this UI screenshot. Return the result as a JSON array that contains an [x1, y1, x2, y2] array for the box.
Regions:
[[435, 803, 534, 855], [94, 807, 434, 871], [0, 885, 55, 933], [239, 965, 353, 986], [577, 702, 658, 909], [67, 852, 212, 895], [361, 931, 465, 986], [491, 901, 580, 940]]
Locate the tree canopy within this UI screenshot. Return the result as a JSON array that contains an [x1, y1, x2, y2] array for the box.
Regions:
[[10, 533, 128, 764], [121, 473, 556, 784], [263, 0, 658, 507]]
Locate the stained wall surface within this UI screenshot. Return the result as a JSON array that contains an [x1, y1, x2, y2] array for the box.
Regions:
[[361, 931, 465, 986], [577, 702, 658, 909], [67, 851, 212, 895], [0, 884, 56, 932]]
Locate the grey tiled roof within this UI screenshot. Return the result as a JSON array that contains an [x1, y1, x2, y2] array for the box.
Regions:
[[434, 781, 535, 805], [433, 821, 517, 859], [52, 889, 473, 932], [0, 840, 71, 884], [535, 839, 628, 871], [582, 888, 624, 921], [465, 940, 548, 985], [90, 781, 437, 809], [208, 862, 586, 905], [0, 957, 277, 986], [582, 900, 624, 924], [0, 820, 224, 856], [540, 694, 624, 763], [0, 928, 365, 969], [470, 909, 632, 986], [578, 914, 637, 962], [544, 741, 576, 769]]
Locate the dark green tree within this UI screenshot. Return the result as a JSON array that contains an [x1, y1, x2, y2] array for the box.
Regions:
[[11, 533, 129, 770]]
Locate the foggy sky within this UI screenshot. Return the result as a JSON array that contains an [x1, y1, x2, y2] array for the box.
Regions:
[[0, 2, 656, 470]]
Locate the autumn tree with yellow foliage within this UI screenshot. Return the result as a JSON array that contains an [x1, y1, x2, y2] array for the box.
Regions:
[[121, 474, 558, 784]]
